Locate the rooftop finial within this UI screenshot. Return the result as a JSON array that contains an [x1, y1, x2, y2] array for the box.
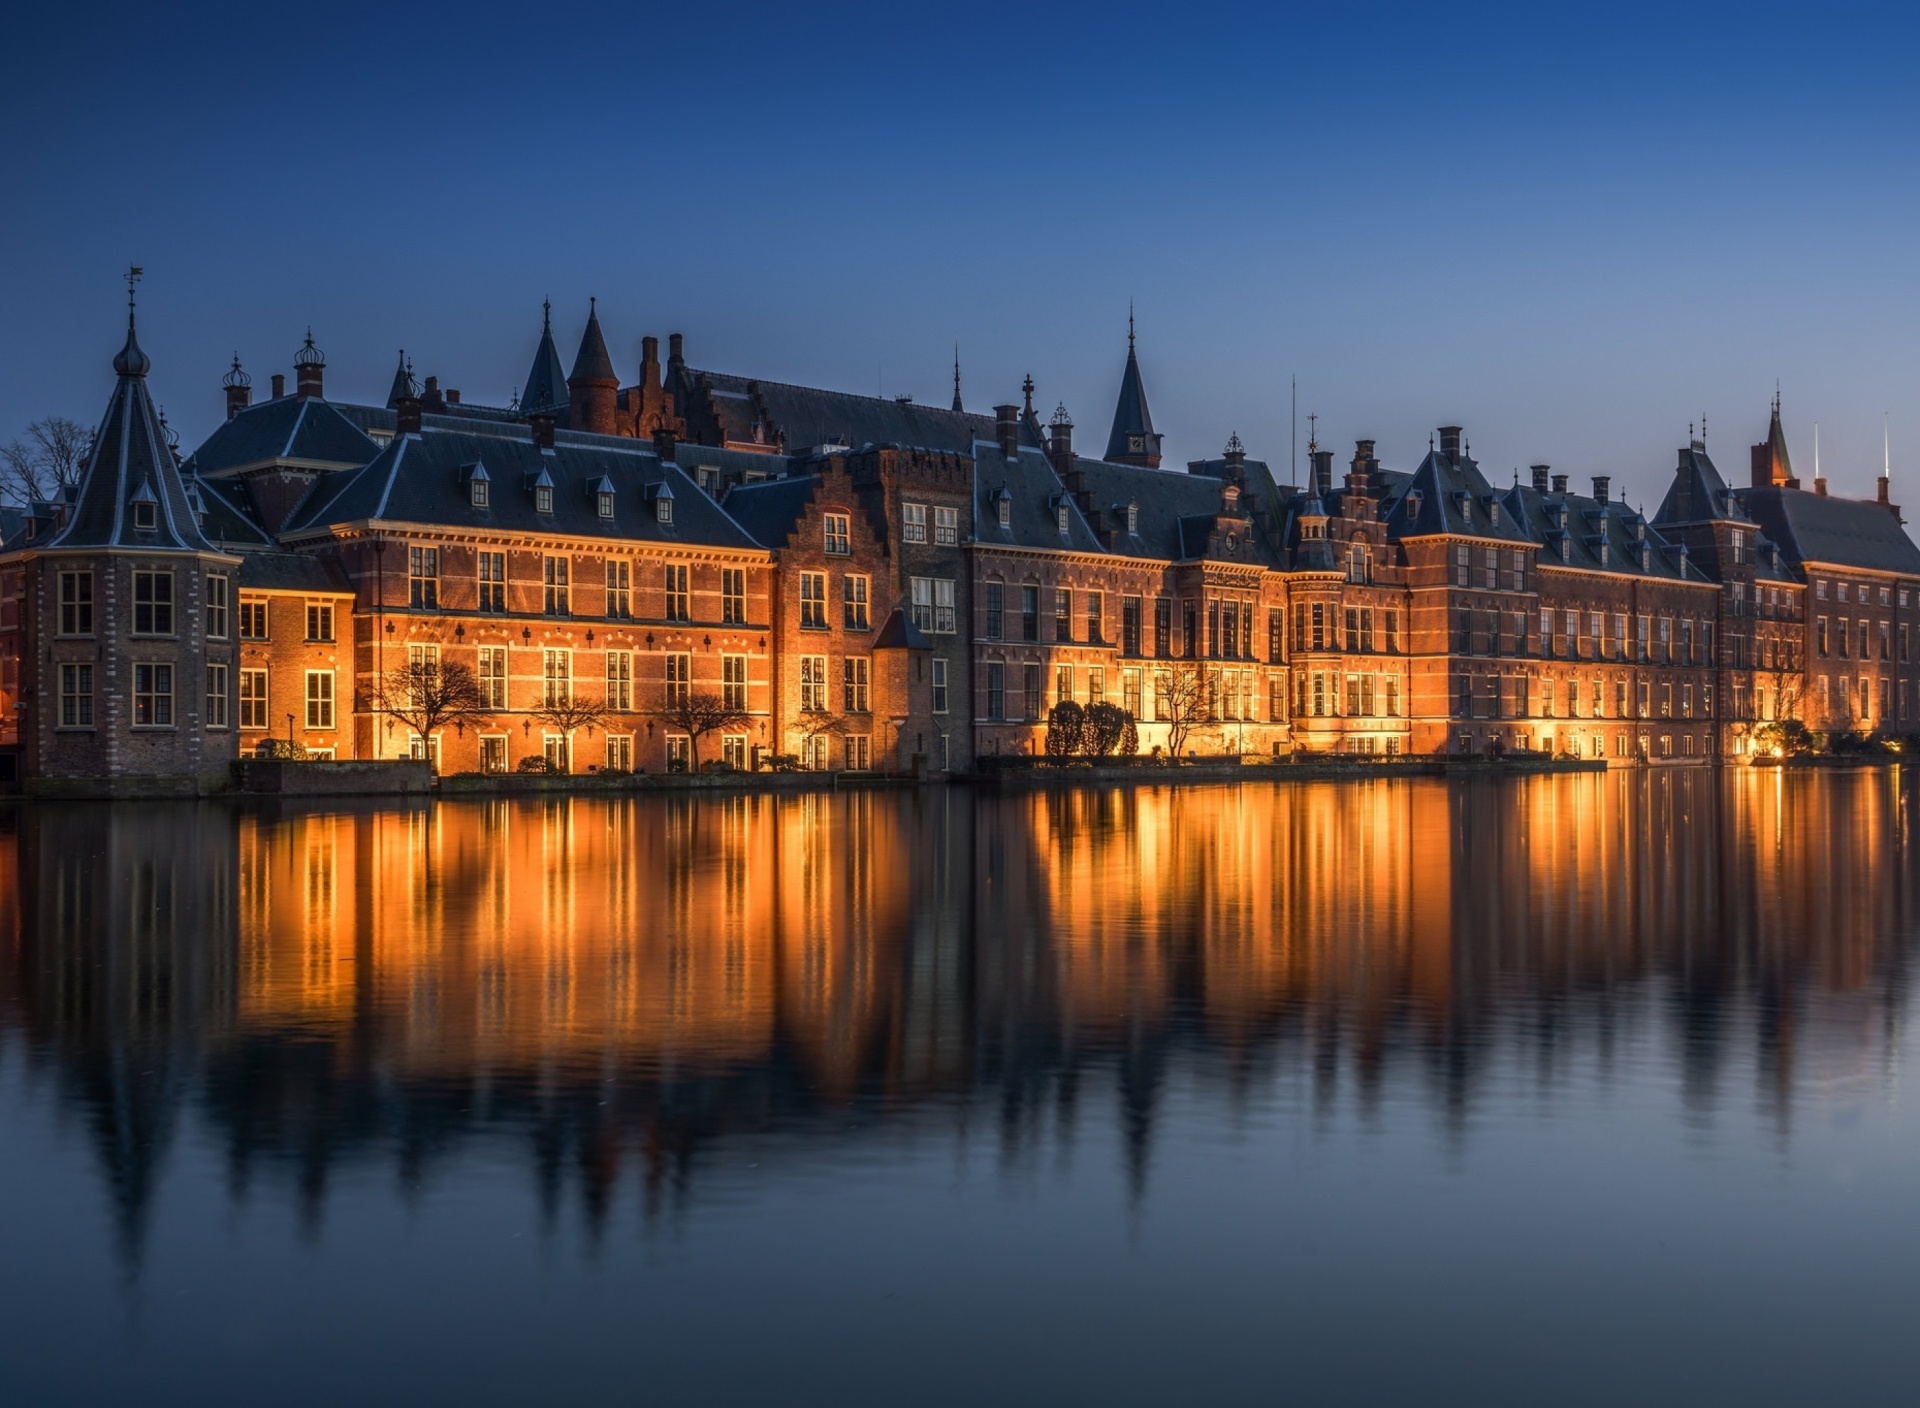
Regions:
[[1225, 432, 1244, 455], [952, 343, 963, 412], [223, 353, 250, 389], [1701, 412, 1707, 442], [294, 328, 324, 366], [1022, 373, 1034, 415], [1128, 300, 1135, 351], [125, 265, 142, 316], [543, 297, 551, 331], [1885, 413, 1892, 481], [1307, 413, 1317, 452], [113, 266, 150, 378]]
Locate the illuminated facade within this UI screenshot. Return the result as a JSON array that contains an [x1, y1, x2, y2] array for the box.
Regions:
[[5, 300, 1919, 789]]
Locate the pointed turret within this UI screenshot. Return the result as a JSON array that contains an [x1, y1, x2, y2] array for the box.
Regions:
[[1104, 311, 1162, 468], [567, 297, 619, 435], [520, 299, 570, 418], [47, 293, 221, 553], [385, 350, 419, 408], [1751, 391, 1799, 489]]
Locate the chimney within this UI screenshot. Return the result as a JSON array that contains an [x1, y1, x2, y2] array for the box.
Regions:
[[994, 404, 1020, 458], [293, 331, 324, 399], [1552, 473, 1568, 495], [1438, 426, 1463, 458], [641, 335, 661, 386], [271, 373, 286, 399], [395, 391, 422, 436], [223, 355, 252, 420], [1530, 464, 1550, 492], [1879, 476, 1891, 505], [1352, 439, 1377, 470], [446, 389, 460, 405], [1047, 406, 1074, 479], [421, 376, 446, 413], [1312, 449, 1334, 497], [1592, 475, 1610, 504], [653, 424, 678, 462], [530, 413, 555, 449], [668, 332, 684, 366], [1814, 475, 1828, 496]]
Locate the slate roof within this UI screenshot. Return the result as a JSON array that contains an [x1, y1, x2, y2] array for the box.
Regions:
[[874, 608, 930, 650], [972, 442, 1107, 555], [235, 552, 351, 593], [281, 422, 761, 551], [1379, 445, 1535, 544], [1739, 487, 1920, 576], [1653, 443, 1746, 525], [1074, 457, 1264, 562], [680, 367, 1030, 456], [721, 475, 819, 550], [569, 302, 617, 385], [194, 475, 275, 548], [45, 318, 226, 554], [1104, 337, 1160, 462], [188, 394, 381, 478], [1501, 482, 1703, 582]]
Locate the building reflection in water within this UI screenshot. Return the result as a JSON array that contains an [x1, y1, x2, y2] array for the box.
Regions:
[[0, 770, 1914, 1264]]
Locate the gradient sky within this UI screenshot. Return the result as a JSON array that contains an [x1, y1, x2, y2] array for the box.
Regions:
[[4, 0, 1917, 509]]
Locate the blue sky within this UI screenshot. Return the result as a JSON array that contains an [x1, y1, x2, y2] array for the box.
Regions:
[[3, 0, 1917, 507]]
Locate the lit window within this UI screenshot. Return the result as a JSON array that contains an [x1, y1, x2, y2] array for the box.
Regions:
[[477, 647, 507, 708], [606, 559, 632, 618], [304, 670, 334, 728], [903, 502, 927, 542], [306, 600, 334, 641], [606, 651, 633, 710], [543, 649, 571, 706], [723, 654, 747, 710], [665, 652, 690, 708], [239, 669, 269, 728], [133, 663, 173, 727]]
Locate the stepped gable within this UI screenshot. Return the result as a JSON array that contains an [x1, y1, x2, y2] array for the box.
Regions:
[[46, 309, 223, 553], [280, 422, 758, 551]]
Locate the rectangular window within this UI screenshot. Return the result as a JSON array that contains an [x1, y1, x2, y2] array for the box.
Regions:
[[824, 512, 851, 555], [934, 505, 959, 545], [1155, 598, 1172, 656], [1086, 591, 1104, 644], [239, 597, 269, 639], [1088, 667, 1105, 706], [543, 556, 571, 615], [1454, 545, 1471, 588], [912, 577, 935, 632], [1022, 663, 1043, 720], [1055, 588, 1072, 642], [1021, 585, 1040, 641], [665, 736, 690, 773], [801, 571, 827, 629], [543, 649, 571, 706], [844, 656, 870, 712], [57, 571, 94, 636], [800, 655, 828, 712], [723, 654, 747, 711], [606, 735, 633, 772], [722, 735, 749, 770], [306, 600, 333, 642], [205, 573, 229, 640], [663, 653, 689, 708], [844, 575, 871, 630], [723, 567, 746, 624], [931, 657, 949, 713], [1055, 663, 1074, 705], [132, 571, 174, 635], [606, 650, 633, 710], [478, 646, 508, 708], [1386, 610, 1400, 655], [987, 663, 1005, 719], [902, 502, 927, 542], [1817, 616, 1829, 656], [478, 551, 506, 612], [845, 735, 871, 771], [303, 670, 333, 729], [984, 582, 1004, 640], [206, 663, 229, 728], [408, 546, 439, 608], [239, 668, 269, 729], [663, 563, 690, 622], [606, 560, 632, 619], [133, 662, 174, 727], [58, 663, 92, 727]]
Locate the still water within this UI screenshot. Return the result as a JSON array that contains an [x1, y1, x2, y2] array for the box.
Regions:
[[2, 773, 1919, 1405]]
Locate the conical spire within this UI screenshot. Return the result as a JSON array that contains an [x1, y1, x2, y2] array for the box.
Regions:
[[1104, 311, 1161, 467], [385, 350, 419, 408], [520, 299, 569, 416], [1750, 389, 1797, 489], [569, 296, 617, 386], [952, 345, 963, 413]]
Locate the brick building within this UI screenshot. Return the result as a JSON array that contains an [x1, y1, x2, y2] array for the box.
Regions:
[[8, 291, 1920, 792]]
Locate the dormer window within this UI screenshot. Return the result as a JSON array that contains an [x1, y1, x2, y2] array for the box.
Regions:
[[131, 483, 158, 531], [467, 462, 490, 508], [599, 491, 614, 518], [1057, 504, 1070, 536], [1598, 541, 1610, 565], [1488, 501, 1501, 527], [535, 484, 552, 513], [997, 493, 1011, 529], [594, 476, 616, 520], [655, 484, 675, 524], [1127, 503, 1138, 534]]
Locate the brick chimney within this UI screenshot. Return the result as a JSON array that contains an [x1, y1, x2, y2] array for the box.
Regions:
[[994, 404, 1019, 458], [1531, 464, 1550, 492], [421, 376, 446, 413], [1438, 426, 1463, 458], [1312, 449, 1334, 497], [1047, 405, 1074, 479], [271, 373, 285, 399], [530, 413, 555, 449], [654, 423, 678, 462], [223, 355, 252, 420], [293, 331, 325, 399], [1592, 475, 1610, 504], [395, 389, 422, 436], [1552, 473, 1568, 494]]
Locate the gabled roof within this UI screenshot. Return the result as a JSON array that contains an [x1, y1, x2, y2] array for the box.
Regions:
[[1654, 442, 1744, 525], [188, 394, 381, 478], [1502, 481, 1703, 582], [44, 316, 225, 554], [520, 302, 570, 415], [721, 475, 819, 549], [193, 475, 274, 548], [1380, 445, 1533, 544], [1740, 486, 1920, 576], [874, 608, 930, 650], [281, 422, 761, 551], [569, 300, 617, 385]]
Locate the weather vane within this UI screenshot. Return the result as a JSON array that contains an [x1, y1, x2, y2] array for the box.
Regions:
[[126, 265, 143, 311]]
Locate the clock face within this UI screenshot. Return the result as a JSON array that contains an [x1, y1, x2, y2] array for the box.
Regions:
[[1128, 435, 1144, 452]]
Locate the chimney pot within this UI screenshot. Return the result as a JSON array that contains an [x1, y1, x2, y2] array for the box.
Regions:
[[1312, 449, 1335, 497], [1592, 475, 1610, 504], [653, 424, 678, 461], [530, 413, 555, 449], [1531, 464, 1550, 492], [446, 389, 460, 404], [668, 332, 684, 362], [1438, 426, 1463, 457], [396, 396, 422, 436], [271, 373, 285, 399]]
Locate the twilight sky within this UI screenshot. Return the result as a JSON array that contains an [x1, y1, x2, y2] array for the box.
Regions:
[[3, 0, 1917, 508]]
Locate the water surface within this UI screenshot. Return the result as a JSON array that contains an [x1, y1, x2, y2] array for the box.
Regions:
[[3, 773, 1918, 1406]]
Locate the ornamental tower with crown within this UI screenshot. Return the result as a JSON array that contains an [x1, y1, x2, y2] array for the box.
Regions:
[[2, 272, 242, 794]]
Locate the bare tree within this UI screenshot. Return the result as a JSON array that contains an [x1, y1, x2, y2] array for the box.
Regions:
[[787, 710, 847, 770], [372, 658, 492, 767], [1156, 664, 1214, 759], [532, 694, 613, 773], [1, 417, 91, 507], [652, 691, 752, 770]]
